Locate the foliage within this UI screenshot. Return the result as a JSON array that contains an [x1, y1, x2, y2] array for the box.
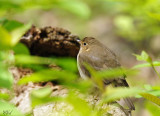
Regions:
[[0, 100, 24, 116], [0, 0, 90, 19], [140, 93, 160, 106], [145, 101, 160, 116], [134, 51, 160, 78], [106, 0, 160, 43]]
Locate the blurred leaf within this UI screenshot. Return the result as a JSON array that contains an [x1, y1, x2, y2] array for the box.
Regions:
[[30, 87, 64, 107], [144, 84, 152, 91], [152, 86, 160, 90], [18, 69, 77, 85], [0, 100, 24, 116], [15, 55, 77, 72], [65, 91, 93, 116], [13, 43, 30, 55], [10, 22, 31, 46], [114, 15, 134, 31], [0, 51, 14, 65], [0, 0, 21, 11], [0, 22, 30, 49], [25, 114, 31, 116], [54, 0, 91, 19], [145, 101, 160, 116], [135, 85, 160, 98], [0, 26, 12, 50], [133, 51, 151, 62], [62, 79, 93, 93], [84, 63, 138, 93], [148, 90, 160, 97], [15, 55, 51, 71], [0, 64, 13, 89], [19, 64, 47, 71], [31, 87, 52, 98], [140, 93, 160, 106], [148, 12, 160, 21], [134, 51, 160, 78], [15, 55, 55, 65], [84, 63, 137, 91], [84, 63, 104, 91], [52, 57, 77, 72], [25, 112, 33, 116], [85, 63, 137, 79], [133, 61, 160, 68], [0, 0, 90, 19], [0, 19, 24, 32], [97, 68, 137, 79], [103, 87, 142, 102], [0, 93, 10, 100]]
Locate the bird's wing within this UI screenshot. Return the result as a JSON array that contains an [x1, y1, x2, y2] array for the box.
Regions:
[[112, 78, 135, 110]]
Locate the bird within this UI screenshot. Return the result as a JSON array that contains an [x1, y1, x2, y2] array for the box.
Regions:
[[77, 37, 135, 115]]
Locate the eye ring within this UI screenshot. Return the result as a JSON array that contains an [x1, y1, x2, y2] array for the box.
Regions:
[[83, 43, 87, 46]]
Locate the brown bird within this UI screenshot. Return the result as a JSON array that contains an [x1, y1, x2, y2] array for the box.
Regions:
[[77, 37, 135, 115]]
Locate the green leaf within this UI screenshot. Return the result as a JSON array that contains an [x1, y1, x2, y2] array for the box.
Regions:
[[0, 93, 10, 100], [152, 86, 160, 90], [31, 87, 52, 99], [65, 91, 93, 116], [135, 85, 160, 98], [97, 68, 137, 79], [114, 15, 134, 31], [15, 55, 77, 72], [145, 101, 160, 116], [0, 23, 31, 50], [148, 12, 160, 21], [25, 112, 33, 116], [103, 87, 142, 102], [52, 57, 77, 73], [30, 87, 63, 107], [140, 93, 160, 106], [148, 90, 160, 97], [54, 0, 91, 19], [84, 63, 137, 91], [0, 19, 24, 32], [0, 26, 12, 50], [0, 100, 24, 116], [10, 22, 31, 46], [13, 43, 30, 55], [0, 64, 13, 89], [32, 87, 52, 98], [18, 69, 77, 85], [0, 51, 14, 64], [85, 63, 137, 80], [133, 61, 160, 69], [84, 63, 104, 91], [15, 55, 55, 65], [62, 79, 93, 93], [133, 51, 160, 78], [144, 84, 152, 91], [133, 51, 151, 62]]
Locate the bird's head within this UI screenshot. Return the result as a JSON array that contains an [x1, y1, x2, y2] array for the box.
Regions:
[[77, 37, 97, 52]]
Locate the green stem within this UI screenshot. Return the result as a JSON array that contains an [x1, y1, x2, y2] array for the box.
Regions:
[[150, 61, 160, 78]]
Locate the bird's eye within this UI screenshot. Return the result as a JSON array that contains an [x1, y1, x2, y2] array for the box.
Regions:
[[83, 43, 87, 46]]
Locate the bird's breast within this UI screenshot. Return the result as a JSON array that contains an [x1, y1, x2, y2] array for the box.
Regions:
[[77, 53, 88, 79]]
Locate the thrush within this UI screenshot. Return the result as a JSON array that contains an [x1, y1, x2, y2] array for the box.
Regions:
[[77, 37, 135, 115]]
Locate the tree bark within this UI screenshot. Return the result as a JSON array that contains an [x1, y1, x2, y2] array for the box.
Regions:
[[20, 26, 80, 57]]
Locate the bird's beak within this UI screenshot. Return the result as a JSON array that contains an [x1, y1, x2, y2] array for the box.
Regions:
[[76, 38, 81, 44]]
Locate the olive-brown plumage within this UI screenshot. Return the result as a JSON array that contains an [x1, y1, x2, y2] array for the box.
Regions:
[[77, 37, 135, 113]]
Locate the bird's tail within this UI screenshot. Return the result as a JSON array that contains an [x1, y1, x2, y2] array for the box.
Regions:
[[117, 97, 135, 116], [123, 97, 135, 110]]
